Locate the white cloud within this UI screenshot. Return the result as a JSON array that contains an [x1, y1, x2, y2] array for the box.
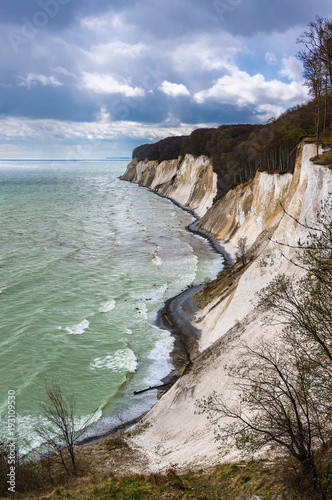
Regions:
[[18, 74, 62, 89], [0, 116, 204, 157], [159, 81, 190, 97], [86, 41, 148, 65], [80, 14, 110, 31], [194, 66, 309, 115], [279, 56, 304, 82], [255, 103, 286, 121], [80, 72, 145, 97], [80, 11, 134, 34], [54, 66, 76, 77], [172, 35, 242, 74], [265, 52, 277, 65], [97, 106, 110, 122]]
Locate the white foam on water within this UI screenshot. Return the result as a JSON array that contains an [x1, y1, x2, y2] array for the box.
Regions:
[[134, 302, 148, 321], [89, 348, 138, 373], [99, 300, 116, 313], [152, 253, 162, 266], [56, 326, 63, 330], [5, 409, 104, 456], [148, 329, 174, 361], [0, 415, 44, 455], [144, 328, 175, 385], [75, 408, 103, 430], [66, 319, 90, 335], [137, 283, 168, 303], [126, 329, 133, 335]]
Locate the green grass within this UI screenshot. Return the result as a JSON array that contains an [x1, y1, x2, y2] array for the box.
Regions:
[[311, 148, 332, 167], [5, 460, 282, 500], [3, 451, 332, 499]]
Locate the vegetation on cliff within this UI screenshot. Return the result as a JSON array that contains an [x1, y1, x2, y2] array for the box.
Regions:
[[133, 99, 332, 199], [133, 16, 332, 200], [197, 200, 332, 499]]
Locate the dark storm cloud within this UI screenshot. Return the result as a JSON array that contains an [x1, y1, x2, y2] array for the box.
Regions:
[[115, 0, 332, 39], [0, 0, 330, 157], [0, 83, 97, 121], [1, 0, 128, 29], [210, 0, 332, 36]]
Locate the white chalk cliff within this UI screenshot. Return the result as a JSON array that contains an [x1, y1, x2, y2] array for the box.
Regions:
[[124, 143, 332, 472], [121, 154, 217, 217]]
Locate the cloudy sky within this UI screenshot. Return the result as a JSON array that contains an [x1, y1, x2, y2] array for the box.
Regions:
[[0, 0, 330, 159]]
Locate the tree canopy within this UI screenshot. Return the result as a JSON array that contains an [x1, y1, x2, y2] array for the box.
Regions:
[[133, 16, 332, 200]]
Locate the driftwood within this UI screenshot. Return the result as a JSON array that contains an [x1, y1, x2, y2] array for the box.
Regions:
[[134, 382, 172, 395]]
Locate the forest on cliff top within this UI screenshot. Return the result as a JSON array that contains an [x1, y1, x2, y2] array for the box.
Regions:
[[133, 17, 332, 199], [133, 100, 322, 198]]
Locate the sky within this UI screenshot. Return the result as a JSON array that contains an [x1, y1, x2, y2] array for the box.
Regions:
[[0, 0, 331, 159]]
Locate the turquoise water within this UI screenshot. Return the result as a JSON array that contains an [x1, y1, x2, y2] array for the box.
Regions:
[[0, 160, 222, 448]]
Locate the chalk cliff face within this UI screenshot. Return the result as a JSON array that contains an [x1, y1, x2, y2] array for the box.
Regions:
[[121, 154, 217, 217], [125, 143, 332, 472]]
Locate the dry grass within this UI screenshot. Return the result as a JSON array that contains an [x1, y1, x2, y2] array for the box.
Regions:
[[311, 148, 332, 168], [3, 440, 332, 499]]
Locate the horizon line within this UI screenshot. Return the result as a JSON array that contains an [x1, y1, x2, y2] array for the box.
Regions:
[[0, 157, 132, 161]]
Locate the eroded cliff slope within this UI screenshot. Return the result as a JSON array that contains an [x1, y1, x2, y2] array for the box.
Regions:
[[121, 154, 217, 217], [125, 143, 332, 472]]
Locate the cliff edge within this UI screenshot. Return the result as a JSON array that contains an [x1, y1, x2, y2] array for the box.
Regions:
[[123, 143, 332, 472], [121, 154, 217, 217]]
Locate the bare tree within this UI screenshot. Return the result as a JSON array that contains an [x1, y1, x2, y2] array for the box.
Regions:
[[297, 17, 332, 153], [261, 199, 332, 363], [297, 17, 332, 89], [196, 334, 331, 499], [196, 202, 332, 497], [235, 236, 249, 267], [35, 384, 97, 475]]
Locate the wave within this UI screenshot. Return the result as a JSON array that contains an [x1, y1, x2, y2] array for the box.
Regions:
[[89, 348, 138, 373], [136, 283, 168, 303], [66, 319, 90, 335], [152, 255, 162, 266], [133, 302, 148, 321], [148, 328, 174, 362], [1, 409, 104, 456], [140, 328, 175, 387], [99, 300, 116, 313]]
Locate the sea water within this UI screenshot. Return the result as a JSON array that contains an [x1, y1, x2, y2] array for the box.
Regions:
[[0, 159, 222, 450]]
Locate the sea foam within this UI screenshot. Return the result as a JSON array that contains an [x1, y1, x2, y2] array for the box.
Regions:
[[66, 319, 89, 335], [137, 283, 168, 303], [99, 300, 116, 313], [152, 254, 162, 266], [89, 348, 138, 373]]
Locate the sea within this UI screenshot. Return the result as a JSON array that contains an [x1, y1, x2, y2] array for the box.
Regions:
[[0, 159, 222, 452]]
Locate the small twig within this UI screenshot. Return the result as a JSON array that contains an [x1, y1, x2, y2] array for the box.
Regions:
[[280, 253, 309, 271], [280, 202, 323, 232]]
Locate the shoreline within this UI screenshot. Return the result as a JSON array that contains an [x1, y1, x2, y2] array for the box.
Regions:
[[77, 178, 231, 447], [126, 180, 234, 267], [118, 179, 232, 386]]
